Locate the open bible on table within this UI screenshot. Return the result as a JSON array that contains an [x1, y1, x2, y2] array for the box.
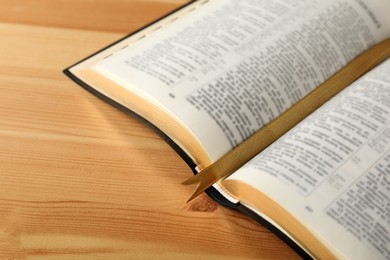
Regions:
[[64, 0, 390, 258]]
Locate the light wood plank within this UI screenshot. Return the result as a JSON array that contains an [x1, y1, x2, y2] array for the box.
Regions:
[[0, 0, 190, 33]]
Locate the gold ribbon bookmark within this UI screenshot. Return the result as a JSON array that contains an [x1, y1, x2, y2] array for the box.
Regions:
[[183, 38, 390, 203]]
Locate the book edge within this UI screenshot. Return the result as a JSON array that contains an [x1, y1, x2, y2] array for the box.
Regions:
[[63, 67, 237, 210], [236, 204, 313, 259], [63, 0, 198, 72]]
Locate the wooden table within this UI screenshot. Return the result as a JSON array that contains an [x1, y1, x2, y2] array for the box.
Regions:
[[0, 1, 299, 258]]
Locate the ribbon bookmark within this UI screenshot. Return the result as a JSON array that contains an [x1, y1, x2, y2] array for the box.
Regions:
[[183, 38, 390, 203]]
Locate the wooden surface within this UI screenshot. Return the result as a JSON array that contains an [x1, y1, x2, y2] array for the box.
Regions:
[[0, 1, 299, 259]]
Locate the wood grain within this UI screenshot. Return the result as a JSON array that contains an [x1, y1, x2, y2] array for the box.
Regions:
[[0, 1, 299, 259]]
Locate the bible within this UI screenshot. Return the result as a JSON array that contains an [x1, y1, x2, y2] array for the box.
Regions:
[[64, 0, 390, 259]]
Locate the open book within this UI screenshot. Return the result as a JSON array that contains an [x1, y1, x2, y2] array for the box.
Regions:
[[64, 0, 390, 259]]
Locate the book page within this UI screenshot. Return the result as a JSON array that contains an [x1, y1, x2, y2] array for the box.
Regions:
[[226, 58, 390, 259], [93, 0, 390, 162]]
